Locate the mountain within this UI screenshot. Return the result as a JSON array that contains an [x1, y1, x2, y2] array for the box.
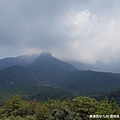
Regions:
[[28, 52, 77, 83], [53, 70, 120, 96], [0, 54, 38, 70], [0, 65, 36, 89], [0, 52, 77, 104], [0, 52, 120, 97], [0, 52, 77, 87]]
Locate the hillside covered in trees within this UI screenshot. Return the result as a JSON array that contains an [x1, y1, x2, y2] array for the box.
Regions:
[[1, 53, 120, 120], [0, 95, 120, 120], [1, 53, 120, 97]]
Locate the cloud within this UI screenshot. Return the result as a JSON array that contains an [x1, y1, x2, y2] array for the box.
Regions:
[[0, 0, 120, 64], [60, 9, 120, 64]]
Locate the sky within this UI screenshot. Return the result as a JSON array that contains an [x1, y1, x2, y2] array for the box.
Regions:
[[1, 0, 120, 65]]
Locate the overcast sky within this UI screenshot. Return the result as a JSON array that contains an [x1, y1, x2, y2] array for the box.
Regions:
[[0, 0, 120, 64]]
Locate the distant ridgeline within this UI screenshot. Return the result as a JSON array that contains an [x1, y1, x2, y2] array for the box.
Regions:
[[0, 52, 120, 100]]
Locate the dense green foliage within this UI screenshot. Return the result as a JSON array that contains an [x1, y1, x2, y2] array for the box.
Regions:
[[0, 85, 74, 107], [0, 95, 120, 120], [97, 89, 120, 106]]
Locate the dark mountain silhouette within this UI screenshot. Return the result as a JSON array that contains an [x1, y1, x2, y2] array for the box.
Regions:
[[0, 52, 77, 87], [28, 52, 77, 82], [0, 52, 120, 96], [0, 66, 36, 89], [54, 70, 120, 95]]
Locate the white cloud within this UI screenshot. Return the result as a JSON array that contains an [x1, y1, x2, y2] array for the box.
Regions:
[[59, 9, 120, 64], [1, 0, 120, 66]]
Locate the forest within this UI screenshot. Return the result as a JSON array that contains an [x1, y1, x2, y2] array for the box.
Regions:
[[0, 95, 120, 120]]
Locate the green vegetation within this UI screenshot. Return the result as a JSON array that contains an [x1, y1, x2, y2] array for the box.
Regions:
[[54, 70, 120, 96], [1, 53, 120, 97], [0, 85, 75, 107], [0, 95, 120, 120], [97, 89, 120, 106]]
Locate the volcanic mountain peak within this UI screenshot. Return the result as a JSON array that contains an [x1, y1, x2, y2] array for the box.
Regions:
[[29, 51, 77, 78], [34, 52, 53, 62], [40, 52, 52, 57]]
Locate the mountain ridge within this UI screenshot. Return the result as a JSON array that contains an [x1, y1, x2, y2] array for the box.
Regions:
[[0, 54, 38, 70], [0, 52, 120, 96], [0, 52, 77, 87]]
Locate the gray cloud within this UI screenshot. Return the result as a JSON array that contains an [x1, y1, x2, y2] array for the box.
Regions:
[[0, 0, 120, 64]]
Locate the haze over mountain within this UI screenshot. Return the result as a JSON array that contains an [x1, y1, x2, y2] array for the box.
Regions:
[[1, 53, 120, 73], [0, 54, 38, 70], [1, 0, 120, 70], [0, 52, 120, 96], [0, 52, 77, 87], [66, 60, 120, 73]]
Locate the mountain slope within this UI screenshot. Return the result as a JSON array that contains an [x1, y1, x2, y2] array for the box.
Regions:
[[0, 66, 37, 89], [54, 70, 120, 96], [0, 54, 38, 70], [0, 52, 77, 87], [0, 52, 120, 96], [28, 52, 77, 82]]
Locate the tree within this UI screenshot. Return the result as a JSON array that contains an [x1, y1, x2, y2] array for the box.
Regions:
[[35, 104, 52, 120], [72, 96, 99, 119], [2, 95, 23, 118]]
